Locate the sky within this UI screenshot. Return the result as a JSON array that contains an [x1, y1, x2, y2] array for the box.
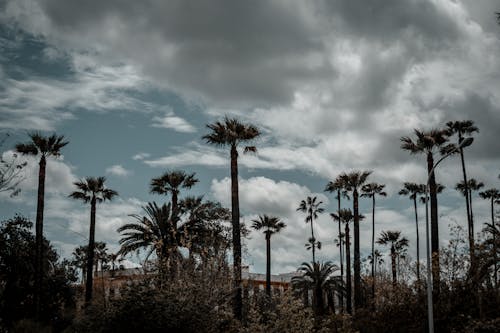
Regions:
[[0, 0, 499, 274]]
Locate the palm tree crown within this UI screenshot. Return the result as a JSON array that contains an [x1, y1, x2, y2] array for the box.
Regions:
[[251, 215, 286, 238], [69, 177, 118, 203], [203, 117, 260, 148], [150, 170, 198, 200], [15, 132, 69, 158]]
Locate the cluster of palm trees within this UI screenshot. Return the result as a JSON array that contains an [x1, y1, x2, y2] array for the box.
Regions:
[[12, 117, 499, 321]]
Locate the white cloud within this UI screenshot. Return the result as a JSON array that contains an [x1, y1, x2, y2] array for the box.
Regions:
[[151, 111, 196, 133], [105, 164, 131, 177], [132, 152, 151, 160]]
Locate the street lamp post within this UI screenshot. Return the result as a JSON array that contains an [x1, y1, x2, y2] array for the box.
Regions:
[[424, 137, 473, 333]]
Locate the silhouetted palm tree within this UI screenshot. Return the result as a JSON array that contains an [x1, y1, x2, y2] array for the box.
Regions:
[[15, 132, 68, 317], [331, 208, 355, 314], [251, 215, 286, 296], [401, 129, 448, 291], [361, 182, 387, 299], [69, 176, 117, 304], [203, 117, 260, 320], [446, 120, 478, 261], [456, 178, 484, 256], [377, 230, 409, 288], [292, 261, 340, 316], [325, 176, 350, 310], [398, 182, 426, 282], [150, 170, 198, 228], [338, 170, 371, 309], [479, 188, 499, 286], [297, 196, 325, 264]]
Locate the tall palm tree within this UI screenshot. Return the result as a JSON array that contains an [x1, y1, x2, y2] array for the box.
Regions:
[[325, 176, 350, 310], [398, 182, 426, 282], [361, 182, 387, 299], [446, 120, 478, 261], [15, 132, 68, 317], [251, 215, 286, 296], [297, 196, 325, 264], [368, 249, 384, 281], [456, 178, 484, 254], [331, 208, 355, 314], [69, 176, 117, 305], [377, 230, 409, 288], [479, 188, 499, 286], [338, 170, 371, 309], [150, 170, 198, 228], [401, 128, 448, 291], [292, 261, 340, 316], [203, 117, 260, 320]]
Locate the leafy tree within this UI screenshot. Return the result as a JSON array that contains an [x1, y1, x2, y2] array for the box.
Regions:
[[292, 261, 340, 316], [251, 215, 286, 296], [0, 134, 26, 196], [150, 170, 198, 228], [445, 120, 478, 262], [398, 182, 425, 282], [15, 132, 68, 317], [338, 170, 371, 309], [203, 117, 260, 320], [0, 215, 76, 329], [331, 208, 355, 314], [325, 176, 350, 310], [69, 176, 118, 305], [401, 128, 448, 293], [361, 182, 387, 299], [297, 196, 324, 264], [377, 231, 409, 288]]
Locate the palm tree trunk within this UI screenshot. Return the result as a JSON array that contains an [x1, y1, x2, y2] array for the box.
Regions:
[[353, 189, 362, 309], [34, 155, 46, 320], [459, 144, 474, 263], [491, 198, 497, 287], [265, 233, 271, 297], [391, 246, 397, 288], [337, 190, 344, 312], [230, 144, 243, 320], [85, 196, 97, 305], [310, 214, 316, 264], [414, 197, 420, 283], [345, 223, 352, 314], [427, 152, 440, 296], [371, 196, 375, 301], [469, 189, 475, 241]]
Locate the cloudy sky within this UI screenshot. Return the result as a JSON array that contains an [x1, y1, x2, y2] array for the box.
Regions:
[[1, 0, 499, 274]]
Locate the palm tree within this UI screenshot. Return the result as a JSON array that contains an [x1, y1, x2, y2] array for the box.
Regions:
[[325, 177, 350, 310], [479, 188, 499, 286], [331, 208, 355, 314], [251, 215, 286, 296], [203, 117, 260, 320], [150, 170, 198, 228], [398, 182, 426, 282], [401, 128, 448, 291], [15, 132, 68, 317], [297, 196, 325, 264], [338, 170, 371, 309], [292, 261, 340, 316], [69, 176, 118, 304], [446, 120, 478, 261], [377, 230, 409, 288], [361, 182, 387, 299], [368, 249, 384, 281], [456, 178, 484, 255]]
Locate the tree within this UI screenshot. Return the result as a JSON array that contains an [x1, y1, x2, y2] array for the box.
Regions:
[[331, 208, 355, 314], [446, 120, 478, 262], [401, 129, 448, 292], [456, 178, 484, 255], [398, 182, 426, 282], [0, 134, 27, 196], [361, 182, 387, 300], [377, 230, 409, 288], [150, 170, 198, 228], [338, 170, 371, 309], [251, 215, 286, 296], [479, 188, 499, 286], [297, 196, 324, 264], [15, 132, 68, 318], [69, 176, 117, 305], [325, 177, 350, 310], [203, 117, 260, 320], [292, 261, 340, 316]]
